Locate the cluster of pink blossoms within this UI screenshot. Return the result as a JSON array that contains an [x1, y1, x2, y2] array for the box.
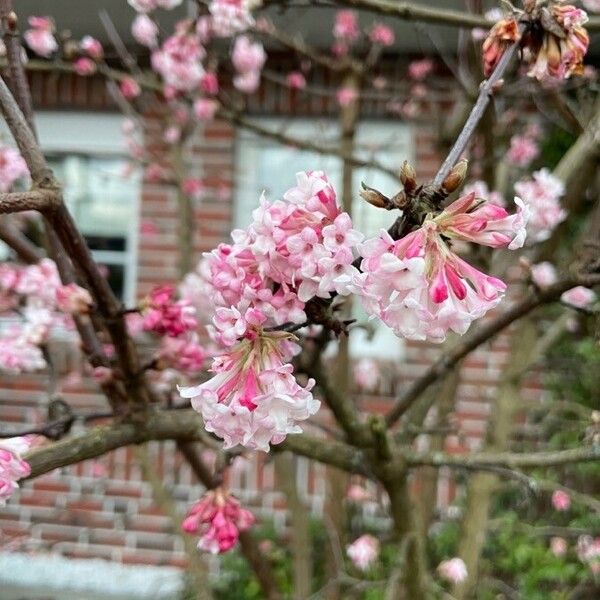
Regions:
[[195, 171, 363, 337], [0, 259, 92, 373], [232, 36, 266, 94], [0, 437, 32, 505], [346, 534, 380, 571], [179, 323, 319, 451], [437, 557, 468, 584], [515, 169, 566, 242], [208, 0, 254, 38], [0, 145, 29, 192], [182, 488, 255, 554], [24, 16, 58, 58], [151, 21, 206, 93], [352, 192, 529, 343], [141, 285, 198, 337]]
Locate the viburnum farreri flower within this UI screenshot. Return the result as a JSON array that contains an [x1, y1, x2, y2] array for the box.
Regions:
[[179, 317, 319, 451], [353, 192, 529, 343], [0, 437, 32, 505], [182, 487, 255, 554]]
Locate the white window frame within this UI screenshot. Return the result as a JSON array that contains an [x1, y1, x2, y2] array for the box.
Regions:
[[35, 112, 140, 306], [234, 119, 414, 360]]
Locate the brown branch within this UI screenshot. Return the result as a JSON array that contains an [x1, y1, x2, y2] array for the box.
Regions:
[[321, 0, 600, 31], [432, 29, 522, 188], [0, 190, 59, 213], [0, 219, 43, 262], [24, 409, 367, 480], [405, 446, 600, 470], [385, 276, 600, 426]]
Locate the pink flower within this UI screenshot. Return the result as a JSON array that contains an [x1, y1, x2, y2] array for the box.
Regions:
[[561, 286, 596, 308], [231, 36, 266, 94], [0, 437, 31, 505], [336, 86, 358, 107], [437, 557, 468, 584], [333, 10, 359, 42], [354, 358, 379, 391], [179, 325, 319, 451], [577, 535, 600, 574], [163, 125, 180, 144], [352, 194, 528, 342], [551, 490, 571, 511], [200, 72, 219, 95], [24, 16, 58, 58], [408, 58, 434, 80], [151, 29, 205, 92], [120, 77, 141, 99], [209, 0, 254, 38], [232, 36, 266, 73], [550, 536, 568, 557], [286, 71, 306, 90], [346, 535, 379, 571], [182, 178, 205, 200], [530, 262, 558, 288], [73, 58, 96, 76], [55, 283, 93, 315], [80, 36, 103, 60], [506, 135, 539, 167], [515, 169, 566, 242], [132, 14, 159, 48], [346, 484, 372, 502], [0, 145, 28, 192], [194, 98, 219, 121], [369, 23, 394, 46], [182, 488, 254, 554], [159, 334, 206, 373], [142, 285, 198, 337], [482, 17, 521, 76]]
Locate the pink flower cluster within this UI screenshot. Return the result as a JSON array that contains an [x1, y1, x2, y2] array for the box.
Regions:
[[179, 324, 319, 451], [232, 36, 266, 94], [0, 145, 29, 192], [182, 488, 255, 554], [0, 437, 31, 505], [158, 334, 206, 373], [334, 10, 360, 42], [369, 23, 394, 47], [551, 489, 571, 511], [141, 285, 197, 337], [197, 171, 362, 338], [577, 535, 600, 575], [506, 135, 539, 167], [208, 0, 254, 38], [515, 169, 566, 242], [24, 16, 58, 58], [151, 23, 206, 93], [0, 259, 93, 373], [132, 14, 159, 48], [346, 534, 379, 570], [437, 557, 468, 584], [352, 192, 529, 343]]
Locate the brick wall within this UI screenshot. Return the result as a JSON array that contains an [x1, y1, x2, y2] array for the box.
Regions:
[[0, 68, 541, 570]]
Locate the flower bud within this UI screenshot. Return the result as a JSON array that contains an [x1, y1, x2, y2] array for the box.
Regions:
[[399, 160, 417, 194], [359, 182, 390, 209], [441, 159, 468, 193]]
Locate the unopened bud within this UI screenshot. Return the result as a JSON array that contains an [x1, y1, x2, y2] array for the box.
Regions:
[[399, 160, 417, 194], [360, 182, 390, 209], [441, 159, 468, 193], [7, 11, 18, 31]]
